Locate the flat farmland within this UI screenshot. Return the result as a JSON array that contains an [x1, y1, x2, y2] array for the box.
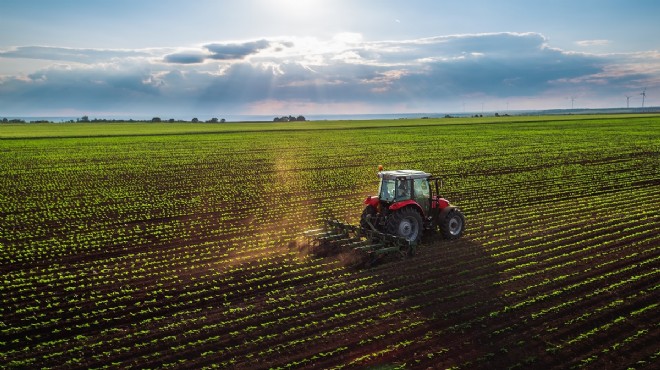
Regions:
[[1, 115, 659, 369]]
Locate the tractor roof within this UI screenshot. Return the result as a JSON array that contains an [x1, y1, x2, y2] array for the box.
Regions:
[[378, 170, 431, 180]]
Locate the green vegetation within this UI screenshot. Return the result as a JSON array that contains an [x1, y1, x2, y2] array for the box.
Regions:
[[1, 113, 653, 138], [1, 114, 659, 369]]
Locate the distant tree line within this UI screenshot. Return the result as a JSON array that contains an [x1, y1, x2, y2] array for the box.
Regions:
[[273, 115, 306, 122], [151, 117, 225, 123], [1, 117, 55, 123], [2, 118, 28, 123], [1, 116, 229, 124], [3, 115, 313, 124]]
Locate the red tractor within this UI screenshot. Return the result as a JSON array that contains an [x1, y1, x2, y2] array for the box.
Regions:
[[305, 168, 465, 264], [360, 168, 465, 244]]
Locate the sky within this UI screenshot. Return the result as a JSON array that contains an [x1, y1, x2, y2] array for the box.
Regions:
[[1, 0, 659, 118]]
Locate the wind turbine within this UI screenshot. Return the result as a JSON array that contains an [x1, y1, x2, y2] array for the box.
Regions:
[[625, 95, 632, 108], [640, 88, 646, 108], [567, 96, 576, 109]]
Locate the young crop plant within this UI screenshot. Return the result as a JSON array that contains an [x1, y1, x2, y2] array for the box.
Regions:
[[1, 115, 659, 369]]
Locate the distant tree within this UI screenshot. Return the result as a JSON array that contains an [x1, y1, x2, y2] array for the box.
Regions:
[[168, 118, 175, 123], [207, 117, 219, 123], [275, 115, 307, 122], [152, 117, 161, 122], [220, 118, 226, 123], [79, 115, 89, 122], [192, 117, 199, 123], [2, 118, 8, 123]]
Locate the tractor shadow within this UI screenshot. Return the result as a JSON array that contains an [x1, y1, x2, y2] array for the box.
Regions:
[[357, 236, 509, 368], [291, 225, 520, 368], [369, 236, 502, 311]]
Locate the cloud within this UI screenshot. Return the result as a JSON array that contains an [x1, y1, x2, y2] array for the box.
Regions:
[[576, 40, 611, 47], [0, 64, 162, 115], [162, 40, 293, 64], [163, 51, 207, 64], [0, 46, 152, 63], [204, 39, 272, 60], [1, 32, 658, 115]]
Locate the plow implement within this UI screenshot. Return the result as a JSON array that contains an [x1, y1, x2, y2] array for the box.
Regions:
[[303, 219, 417, 267]]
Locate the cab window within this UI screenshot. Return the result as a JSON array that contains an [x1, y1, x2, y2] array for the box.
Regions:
[[414, 178, 431, 213]]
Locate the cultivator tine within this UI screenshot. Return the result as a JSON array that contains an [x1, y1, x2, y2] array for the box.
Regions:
[[304, 218, 417, 264]]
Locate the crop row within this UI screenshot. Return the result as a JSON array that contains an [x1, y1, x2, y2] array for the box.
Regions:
[[2, 116, 659, 369]]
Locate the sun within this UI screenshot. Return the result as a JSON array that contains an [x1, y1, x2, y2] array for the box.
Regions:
[[265, 0, 329, 20]]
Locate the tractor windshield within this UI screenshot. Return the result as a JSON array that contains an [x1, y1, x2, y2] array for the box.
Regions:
[[379, 179, 396, 202], [379, 178, 411, 202]]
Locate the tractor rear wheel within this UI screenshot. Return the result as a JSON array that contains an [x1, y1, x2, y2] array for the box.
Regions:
[[387, 207, 423, 244], [439, 208, 465, 240]]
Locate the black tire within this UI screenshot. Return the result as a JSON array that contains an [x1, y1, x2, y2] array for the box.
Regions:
[[439, 208, 465, 240], [386, 207, 423, 244], [360, 205, 377, 231]]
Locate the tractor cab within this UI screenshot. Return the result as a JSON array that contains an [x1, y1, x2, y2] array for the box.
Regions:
[[377, 170, 432, 215]]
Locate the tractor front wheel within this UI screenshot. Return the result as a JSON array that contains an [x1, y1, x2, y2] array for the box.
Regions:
[[439, 208, 465, 240], [387, 207, 423, 244]]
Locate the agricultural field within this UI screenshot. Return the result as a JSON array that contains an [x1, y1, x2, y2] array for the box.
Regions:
[[1, 114, 659, 369]]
